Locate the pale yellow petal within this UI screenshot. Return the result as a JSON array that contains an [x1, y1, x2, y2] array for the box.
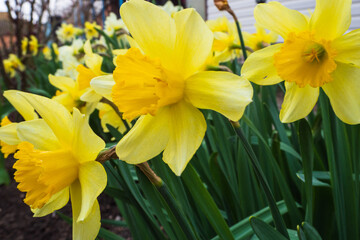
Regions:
[[49, 74, 76, 92], [310, 0, 351, 40], [254, 2, 308, 39], [17, 119, 61, 151], [172, 8, 213, 78], [84, 40, 103, 75], [3, 90, 38, 121], [51, 93, 77, 112], [15, 92, 74, 146], [120, 0, 176, 70], [0, 123, 20, 145], [241, 44, 283, 85], [72, 108, 105, 163], [116, 108, 171, 164], [184, 71, 253, 121], [322, 63, 360, 125], [77, 161, 107, 221], [70, 181, 101, 240], [332, 29, 360, 67], [90, 75, 115, 101], [163, 101, 206, 176], [32, 187, 69, 217], [80, 88, 103, 103], [280, 82, 319, 123]]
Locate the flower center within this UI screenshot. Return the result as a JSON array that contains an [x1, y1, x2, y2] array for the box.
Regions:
[[112, 48, 184, 121], [13, 142, 79, 209], [274, 31, 337, 88]]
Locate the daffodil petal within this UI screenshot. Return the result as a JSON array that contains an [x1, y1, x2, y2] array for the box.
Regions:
[[254, 2, 308, 39], [72, 108, 105, 163], [280, 82, 319, 123], [49, 74, 76, 92], [241, 44, 283, 85], [163, 101, 206, 176], [70, 180, 101, 240], [173, 8, 213, 78], [310, 0, 351, 40], [15, 91, 74, 146], [116, 108, 171, 164], [84, 40, 103, 75], [17, 119, 61, 151], [185, 71, 253, 121], [0, 123, 20, 145], [120, 0, 176, 70], [77, 161, 107, 221], [32, 187, 69, 217], [332, 29, 360, 67], [322, 63, 360, 125], [51, 93, 77, 112], [90, 75, 115, 101], [3, 90, 38, 121], [80, 88, 103, 103]]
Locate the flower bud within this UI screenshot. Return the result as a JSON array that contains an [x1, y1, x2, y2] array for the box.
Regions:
[[214, 0, 230, 11]]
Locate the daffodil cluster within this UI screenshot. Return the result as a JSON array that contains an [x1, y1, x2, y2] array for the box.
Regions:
[[2, 0, 360, 239]]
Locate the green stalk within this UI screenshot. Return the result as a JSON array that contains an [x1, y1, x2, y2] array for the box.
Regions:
[[234, 21, 248, 60], [136, 163, 198, 240], [227, 9, 248, 60], [231, 121, 289, 239], [319, 91, 347, 239], [297, 119, 314, 224]]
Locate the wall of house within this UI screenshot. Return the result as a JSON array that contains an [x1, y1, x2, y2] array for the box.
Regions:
[[206, 0, 360, 34]]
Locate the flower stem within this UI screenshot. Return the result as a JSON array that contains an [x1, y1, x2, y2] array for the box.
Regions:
[[136, 162, 197, 240], [230, 121, 290, 239], [100, 97, 131, 131], [96, 146, 117, 163], [227, 9, 248, 60]]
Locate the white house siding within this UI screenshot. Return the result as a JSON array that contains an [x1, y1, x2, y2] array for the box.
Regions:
[[206, 0, 360, 34]]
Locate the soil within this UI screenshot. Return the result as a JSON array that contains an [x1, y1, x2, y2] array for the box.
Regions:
[[0, 156, 132, 240]]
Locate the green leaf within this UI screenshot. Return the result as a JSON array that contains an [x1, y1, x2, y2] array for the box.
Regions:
[[182, 164, 234, 240], [297, 119, 314, 224], [296, 172, 330, 187], [250, 217, 288, 240], [212, 200, 288, 240], [301, 222, 323, 240]]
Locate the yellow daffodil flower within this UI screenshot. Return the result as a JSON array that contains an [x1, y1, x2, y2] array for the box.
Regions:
[[29, 35, 39, 55], [43, 43, 60, 60], [21, 37, 28, 55], [206, 16, 241, 63], [0, 91, 39, 157], [6, 90, 106, 240], [84, 22, 101, 40], [77, 40, 108, 103], [243, 24, 278, 51], [162, 0, 183, 15], [49, 74, 96, 115], [56, 23, 78, 43], [91, 0, 253, 175], [56, 39, 85, 79], [3, 54, 25, 77], [0, 116, 18, 158], [242, 0, 360, 124], [22, 36, 39, 56], [104, 13, 126, 36], [97, 102, 129, 134], [42, 46, 51, 60]]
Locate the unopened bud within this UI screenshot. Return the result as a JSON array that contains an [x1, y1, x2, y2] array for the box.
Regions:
[[214, 0, 230, 11]]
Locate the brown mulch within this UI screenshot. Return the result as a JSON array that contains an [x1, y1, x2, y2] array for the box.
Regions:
[[0, 156, 131, 240]]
